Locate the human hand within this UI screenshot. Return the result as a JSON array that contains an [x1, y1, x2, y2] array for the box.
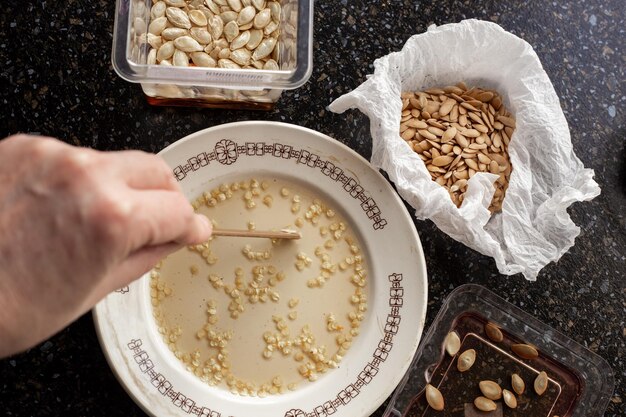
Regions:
[[0, 135, 212, 357]]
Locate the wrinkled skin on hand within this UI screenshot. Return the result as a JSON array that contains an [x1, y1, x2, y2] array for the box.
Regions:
[[0, 135, 212, 357]]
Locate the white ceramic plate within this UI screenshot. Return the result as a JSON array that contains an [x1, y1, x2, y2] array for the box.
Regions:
[[93, 121, 427, 417]]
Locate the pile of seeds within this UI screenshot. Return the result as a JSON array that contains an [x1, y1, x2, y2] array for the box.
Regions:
[[400, 83, 515, 212], [145, 0, 281, 69]]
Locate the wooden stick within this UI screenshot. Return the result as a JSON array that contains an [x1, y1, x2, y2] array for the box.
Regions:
[[212, 228, 301, 240]]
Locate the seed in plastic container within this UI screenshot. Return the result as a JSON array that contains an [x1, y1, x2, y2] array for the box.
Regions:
[[534, 371, 548, 395], [444, 331, 461, 356], [457, 348, 476, 372], [425, 384, 444, 411]]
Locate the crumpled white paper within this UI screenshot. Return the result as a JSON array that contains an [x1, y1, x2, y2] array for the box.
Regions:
[[329, 19, 600, 281]]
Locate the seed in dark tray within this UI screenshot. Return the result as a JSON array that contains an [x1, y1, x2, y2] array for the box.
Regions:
[[457, 348, 476, 372], [425, 384, 444, 411], [511, 373, 525, 395], [534, 371, 548, 395], [479, 380, 502, 400], [474, 396, 497, 412], [511, 343, 539, 359], [444, 331, 461, 356], [502, 389, 518, 409], [484, 322, 503, 342]]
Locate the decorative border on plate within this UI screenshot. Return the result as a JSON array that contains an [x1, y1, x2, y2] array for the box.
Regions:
[[126, 339, 222, 417], [283, 273, 404, 417], [171, 139, 388, 230], [126, 273, 404, 417]]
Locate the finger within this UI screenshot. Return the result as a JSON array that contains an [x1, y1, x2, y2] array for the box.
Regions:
[[109, 150, 181, 192], [106, 243, 180, 290], [3, 133, 60, 145], [2, 134, 67, 157], [127, 189, 212, 250]]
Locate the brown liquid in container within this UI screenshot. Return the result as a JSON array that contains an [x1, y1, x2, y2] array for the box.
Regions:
[[404, 313, 582, 417], [145, 95, 276, 110]]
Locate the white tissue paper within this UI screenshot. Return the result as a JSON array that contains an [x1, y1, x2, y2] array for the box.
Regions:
[[329, 19, 600, 281]]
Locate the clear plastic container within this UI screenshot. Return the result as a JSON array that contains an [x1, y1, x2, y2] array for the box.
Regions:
[[112, 0, 313, 109], [385, 284, 614, 417]]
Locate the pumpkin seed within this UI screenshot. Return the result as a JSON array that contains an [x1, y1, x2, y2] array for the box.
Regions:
[[433, 156, 454, 167], [224, 20, 239, 42], [476, 91, 495, 102], [401, 129, 415, 141], [188, 9, 208, 26], [502, 389, 517, 409], [269, 1, 281, 21], [218, 58, 241, 69], [497, 115, 516, 128], [439, 99, 456, 116], [208, 15, 224, 39], [252, 37, 276, 60], [252, 0, 266, 10], [165, 0, 186, 7], [208, 46, 220, 59], [230, 48, 251, 66], [246, 29, 263, 50], [511, 343, 539, 360], [477, 153, 491, 165], [218, 47, 231, 59], [444, 331, 461, 356], [474, 396, 497, 412], [151, 2, 167, 19], [166, 7, 192, 29], [253, 8, 271, 29], [408, 119, 428, 129], [250, 59, 264, 69], [174, 36, 204, 52], [190, 51, 217, 67], [157, 41, 175, 61], [419, 129, 437, 141], [214, 38, 229, 49], [172, 49, 189, 66], [489, 160, 500, 174], [204, 0, 221, 14], [262, 19, 278, 35], [237, 5, 256, 25], [457, 349, 476, 372], [147, 48, 157, 65], [148, 16, 168, 35], [442, 127, 457, 142], [227, 0, 243, 12], [479, 380, 502, 400], [425, 384, 444, 411], [534, 371, 548, 395], [147, 33, 163, 49], [220, 10, 239, 23], [461, 128, 480, 138], [190, 27, 213, 44], [162, 27, 189, 40], [230, 30, 251, 50], [511, 373, 525, 395], [263, 59, 278, 70]]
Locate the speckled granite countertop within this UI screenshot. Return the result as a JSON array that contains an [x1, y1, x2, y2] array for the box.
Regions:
[[1, 1, 624, 416]]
